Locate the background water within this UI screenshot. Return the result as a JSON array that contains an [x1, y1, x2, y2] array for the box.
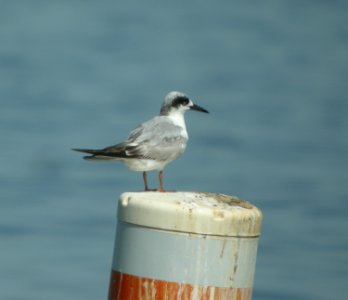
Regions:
[[1, 1, 348, 299]]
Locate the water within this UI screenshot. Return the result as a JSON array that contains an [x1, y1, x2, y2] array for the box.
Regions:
[[1, 1, 348, 299]]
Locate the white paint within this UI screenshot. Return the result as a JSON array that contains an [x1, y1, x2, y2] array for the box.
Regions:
[[119, 192, 262, 237]]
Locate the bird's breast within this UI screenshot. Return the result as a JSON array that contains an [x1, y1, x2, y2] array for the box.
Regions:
[[123, 158, 168, 172]]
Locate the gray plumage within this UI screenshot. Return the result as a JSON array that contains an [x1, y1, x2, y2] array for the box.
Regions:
[[73, 91, 208, 191]]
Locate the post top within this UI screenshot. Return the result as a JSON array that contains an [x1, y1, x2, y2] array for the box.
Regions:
[[118, 192, 262, 237]]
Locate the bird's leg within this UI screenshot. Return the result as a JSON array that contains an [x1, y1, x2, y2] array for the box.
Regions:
[[158, 170, 164, 192], [143, 171, 150, 191]]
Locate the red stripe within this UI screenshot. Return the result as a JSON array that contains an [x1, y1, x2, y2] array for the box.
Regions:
[[108, 270, 252, 300]]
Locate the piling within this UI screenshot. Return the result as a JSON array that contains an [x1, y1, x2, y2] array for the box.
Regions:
[[108, 192, 262, 300]]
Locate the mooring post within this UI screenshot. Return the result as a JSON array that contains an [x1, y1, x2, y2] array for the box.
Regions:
[[108, 192, 262, 300]]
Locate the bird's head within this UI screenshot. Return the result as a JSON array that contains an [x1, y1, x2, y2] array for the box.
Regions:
[[160, 91, 209, 116]]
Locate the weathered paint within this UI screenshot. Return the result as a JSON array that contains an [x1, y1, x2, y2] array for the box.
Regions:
[[108, 271, 252, 300], [108, 192, 262, 300]]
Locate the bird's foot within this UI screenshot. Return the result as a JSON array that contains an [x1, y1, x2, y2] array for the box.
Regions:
[[156, 188, 176, 192]]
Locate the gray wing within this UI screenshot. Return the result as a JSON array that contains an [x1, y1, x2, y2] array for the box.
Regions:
[[125, 116, 188, 161], [73, 116, 187, 161]]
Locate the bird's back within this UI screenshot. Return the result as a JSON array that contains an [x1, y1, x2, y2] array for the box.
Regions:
[[125, 115, 188, 162]]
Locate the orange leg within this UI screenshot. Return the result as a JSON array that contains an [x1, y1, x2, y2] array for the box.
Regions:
[[143, 171, 149, 191], [158, 170, 164, 192]]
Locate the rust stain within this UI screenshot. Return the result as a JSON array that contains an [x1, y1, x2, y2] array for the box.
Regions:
[[213, 209, 225, 220], [198, 193, 254, 209], [219, 239, 227, 259], [108, 271, 252, 300]]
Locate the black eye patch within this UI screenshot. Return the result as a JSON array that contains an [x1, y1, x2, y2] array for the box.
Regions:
[[173, 96, 189, 107]]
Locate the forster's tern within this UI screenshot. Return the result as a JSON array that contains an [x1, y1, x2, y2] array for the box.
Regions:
[[73, 91, 209, 192]]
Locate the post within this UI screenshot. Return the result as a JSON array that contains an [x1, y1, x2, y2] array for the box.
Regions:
[[108, 192, 262, 300]]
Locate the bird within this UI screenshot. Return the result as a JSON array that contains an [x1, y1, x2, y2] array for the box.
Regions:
[[73, 91, 209, 192]]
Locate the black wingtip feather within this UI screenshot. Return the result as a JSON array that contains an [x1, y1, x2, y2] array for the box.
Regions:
[[72, 146, 129, 159], [72, 148, 99, 155]]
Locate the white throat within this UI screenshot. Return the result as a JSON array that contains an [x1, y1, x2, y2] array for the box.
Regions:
[[167, 111, 188, 138]]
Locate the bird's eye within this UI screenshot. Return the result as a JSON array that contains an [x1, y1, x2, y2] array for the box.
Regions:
[[181, 98, 189, 105]]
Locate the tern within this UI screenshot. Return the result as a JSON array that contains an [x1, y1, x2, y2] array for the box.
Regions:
[[73, 91, 209, 192]]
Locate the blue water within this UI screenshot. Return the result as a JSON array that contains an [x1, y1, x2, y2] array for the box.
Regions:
[[1, 1, 348, 299]]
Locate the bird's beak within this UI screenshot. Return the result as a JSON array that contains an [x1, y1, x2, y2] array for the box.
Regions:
[[190, 103, 209, 113]]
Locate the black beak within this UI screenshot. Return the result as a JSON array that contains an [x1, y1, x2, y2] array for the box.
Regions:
[[190, 103, 209, 113]]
